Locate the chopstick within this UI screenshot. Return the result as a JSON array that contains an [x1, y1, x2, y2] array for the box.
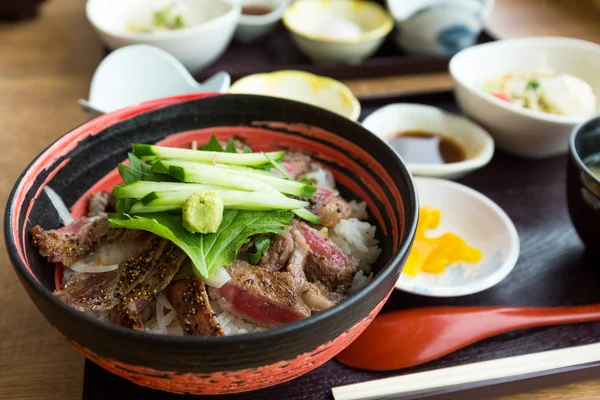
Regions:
[[332, 342, 600, 400]]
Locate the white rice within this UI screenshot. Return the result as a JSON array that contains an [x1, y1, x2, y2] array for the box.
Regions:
[[213, 302, 264, 335], [330, 218, 382, 272], [305, 164, 336, 189]]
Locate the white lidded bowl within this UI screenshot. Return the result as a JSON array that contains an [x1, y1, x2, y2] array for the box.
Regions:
[[282, 0, 393, 64], [235, 0, 291, 44], [86, 0, 241, 73], [362, 103, 494, 179], [79, 45, 231, 115], [396, 177, 520, 297], [450, 37, 600, 159]]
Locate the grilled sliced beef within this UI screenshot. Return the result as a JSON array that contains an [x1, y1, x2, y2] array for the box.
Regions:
[[282, 152, 312, 179], [109, 297, 150, 331], [309, 187, 354, 228], [167, 278, 224, 336], [293, 221, 359, 291], [88, 191, 116, 216], [258, 230, 294, 272], [287, 228, 346, 311], [209, 260, 310, 327], [55, 236, 168, 311], [122, 243, 187, 304], [32, 215, 142, 266], [302, 282, 346, 312]]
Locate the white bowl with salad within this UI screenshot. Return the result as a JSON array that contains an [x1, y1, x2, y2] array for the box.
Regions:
[[450, 37, 600, 158], [86, 0, 241, 73]]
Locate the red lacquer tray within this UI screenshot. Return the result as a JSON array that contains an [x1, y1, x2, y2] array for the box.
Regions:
[[82, 90, 600, 400]]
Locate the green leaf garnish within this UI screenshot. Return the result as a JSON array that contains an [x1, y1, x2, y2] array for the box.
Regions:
[[117, 153, 173, 184], [108, 210, 293, 279], [526, 79, 539, 90], [247, 236, 271, 265], [199, 136, 224, 152], [263, 151, 292, 180], [224, 139, 238, 153]]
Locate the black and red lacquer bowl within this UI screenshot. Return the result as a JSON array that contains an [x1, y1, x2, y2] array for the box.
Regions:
[[567, 115, 600, 258], [4, 93, 417, 394]]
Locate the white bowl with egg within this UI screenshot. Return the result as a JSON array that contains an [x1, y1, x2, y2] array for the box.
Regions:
[[229, 70, 361, 120], [86, 0, 241, 73], [282, 0, 393, 64], [450, 37, 600, 158], [362, 103, 494, 179], [396, 177, 520, 297], [234, 0, 291, 44]]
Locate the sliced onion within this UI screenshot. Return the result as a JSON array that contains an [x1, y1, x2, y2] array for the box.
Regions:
[[191, 140, 198, 150], [156, 292, 169, 335], [92, 241, 139, 265], [162, 310, 177, 327], [203, 266, 231, 288], [44, 186, 73, 225], [69, 262, 119, 273]]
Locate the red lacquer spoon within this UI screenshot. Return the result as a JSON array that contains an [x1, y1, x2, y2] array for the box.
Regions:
[[336, 305, 600, 371]]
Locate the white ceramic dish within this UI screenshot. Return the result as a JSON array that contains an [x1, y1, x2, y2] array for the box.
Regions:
[[79, 45, 230, 115], [282, 0, 393, 64], [229, 70, 361, 121], [86, 0, 240, 72], [235, 0, 290, 44], [396, 177, 520, 297], [385, 0, 494, 55], [362, 103, 494, 179], [450, 37, 600, 158]]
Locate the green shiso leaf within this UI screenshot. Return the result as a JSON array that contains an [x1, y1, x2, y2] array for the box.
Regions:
[[108, 210, 293, 279]]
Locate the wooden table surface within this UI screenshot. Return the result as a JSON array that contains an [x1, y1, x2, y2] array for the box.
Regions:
[[1, 0, 600, 399]]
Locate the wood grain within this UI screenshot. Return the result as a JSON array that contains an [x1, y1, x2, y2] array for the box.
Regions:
[[1, 0, 600, 399]]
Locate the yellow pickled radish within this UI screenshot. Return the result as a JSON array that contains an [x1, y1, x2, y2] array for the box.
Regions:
[[403, 206, 482, 277]]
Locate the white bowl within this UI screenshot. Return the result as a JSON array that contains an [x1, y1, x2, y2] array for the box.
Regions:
[[235, 0, 290, 44], [229, 70, 361, 120], [79, 45, 231, 115], [396, 177, 520, 297], [385, 0, 494, 55], [282, 0, 393, 64], [450, 37, 600, 158], [86, 0, 241, 73], [362, 103, 494, 179]]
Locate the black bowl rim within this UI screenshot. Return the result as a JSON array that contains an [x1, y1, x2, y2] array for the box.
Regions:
[[570, 114, 600, 185], [5, 93, 418, 348]]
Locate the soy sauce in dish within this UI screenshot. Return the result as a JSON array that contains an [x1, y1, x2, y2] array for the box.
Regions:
[[389, 130, 465, 164], [242, 4, 273, 15]]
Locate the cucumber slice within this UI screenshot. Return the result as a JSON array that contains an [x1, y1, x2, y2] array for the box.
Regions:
[[130, 190, 309, 213], [152, 160, 279, 193], [293, 207, 321, 224], [133, 144, 283, 166], [114, 181, 224, 199], [155, 159, 316, 198]]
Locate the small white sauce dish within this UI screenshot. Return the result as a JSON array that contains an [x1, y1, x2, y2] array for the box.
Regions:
[[86, 0, 241, 72], [234, 0, 291, 44], [282, 0, 393, 64], [79, 45, 231, 116], [362, 103, 494, 179], [450, 37, 600, 158], [385, 0, 494, 55], [396, 177, 520, 297]]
